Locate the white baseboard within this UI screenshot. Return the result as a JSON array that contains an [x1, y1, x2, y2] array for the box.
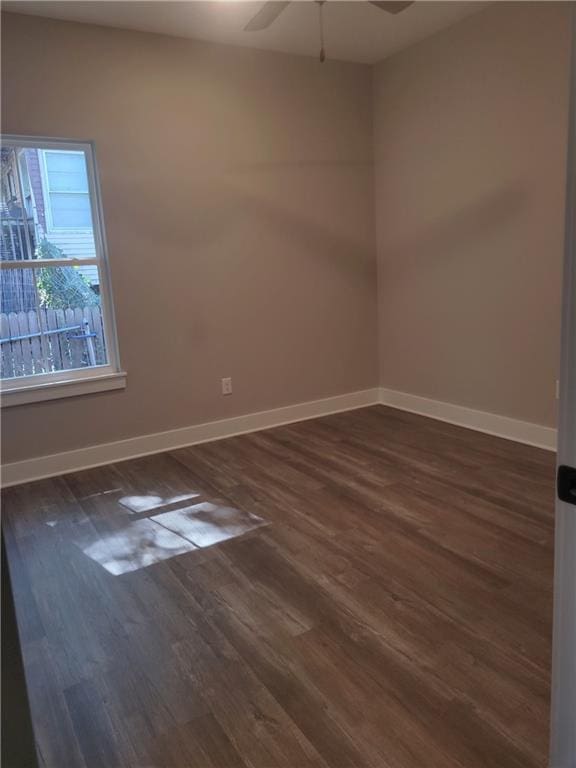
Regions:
[[1, 386, 557, 488], [379, 387, 557, 452], [1, 388, 380, 488]]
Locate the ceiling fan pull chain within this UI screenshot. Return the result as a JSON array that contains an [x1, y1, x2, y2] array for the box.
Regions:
[[317, 0, 326, 63]]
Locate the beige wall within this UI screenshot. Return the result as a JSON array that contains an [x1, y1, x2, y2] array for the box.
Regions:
[[2, 3, 571, 467], [374, 1, 570, 428], [1, 12, 377, 463]]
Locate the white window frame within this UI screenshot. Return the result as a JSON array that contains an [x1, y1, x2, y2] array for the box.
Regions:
[[39, 148, 93, 234], [1, 135, 125, 407]]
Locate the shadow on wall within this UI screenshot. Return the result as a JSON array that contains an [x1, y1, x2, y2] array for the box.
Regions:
[[379, 180, 528, 279], [118, 167, 376, 283]]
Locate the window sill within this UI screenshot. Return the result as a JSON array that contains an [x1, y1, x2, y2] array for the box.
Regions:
[[1, 371, 127, 408]]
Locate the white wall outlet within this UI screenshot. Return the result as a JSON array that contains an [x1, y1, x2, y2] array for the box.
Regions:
[[556, 379, 561, 400], [221, 377, 232, 396]]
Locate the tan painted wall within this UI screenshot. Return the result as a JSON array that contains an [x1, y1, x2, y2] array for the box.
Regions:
[[1, 12, 377, 463], [2, 3, 571, 466], [374, 1, 570, 428]]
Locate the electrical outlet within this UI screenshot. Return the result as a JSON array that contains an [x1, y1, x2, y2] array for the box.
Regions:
[[221, 377, 232, 396], [556, 379, 560, 400]]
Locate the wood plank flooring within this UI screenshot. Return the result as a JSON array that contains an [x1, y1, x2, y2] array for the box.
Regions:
[[1, 405, 556, 768]]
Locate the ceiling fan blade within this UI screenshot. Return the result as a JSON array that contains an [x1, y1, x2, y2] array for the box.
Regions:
[[369, 1, 414, 14], [244, 1, 291, 32]]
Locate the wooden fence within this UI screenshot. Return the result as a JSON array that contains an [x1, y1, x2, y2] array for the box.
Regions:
[[0, 306, 106, 379]]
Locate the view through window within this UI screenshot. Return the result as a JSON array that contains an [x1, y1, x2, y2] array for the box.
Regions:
[[0, 138, 121, 398]]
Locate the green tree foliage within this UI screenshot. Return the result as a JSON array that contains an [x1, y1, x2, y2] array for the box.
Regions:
[[35, 239, 99, 309]]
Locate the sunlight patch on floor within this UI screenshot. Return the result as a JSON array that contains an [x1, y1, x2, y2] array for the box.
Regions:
[[82, 518, 198, 575], [118, 492, 200, 514], [81, 501, 268, 575], [152, 502, 268, 547]]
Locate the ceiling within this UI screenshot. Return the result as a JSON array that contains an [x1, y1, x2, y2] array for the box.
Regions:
[[2, 1, 487, 64]]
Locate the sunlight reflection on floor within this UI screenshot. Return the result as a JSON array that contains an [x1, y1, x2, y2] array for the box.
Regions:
[[81, 498, 268, 575], [152, 502, 267, 547], [118, 492, 200, 514], [83, 518, 198, 575]]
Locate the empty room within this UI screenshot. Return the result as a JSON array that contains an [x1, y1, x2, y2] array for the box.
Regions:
[[1, 1, 575, 767]]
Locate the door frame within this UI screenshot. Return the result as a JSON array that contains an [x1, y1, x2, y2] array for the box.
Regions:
[[550, 6, 576, 768]]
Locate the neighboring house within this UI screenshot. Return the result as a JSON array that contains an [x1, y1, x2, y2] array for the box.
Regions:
[[2, 146, 99, 287]]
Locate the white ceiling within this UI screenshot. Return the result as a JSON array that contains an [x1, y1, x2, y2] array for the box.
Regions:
[[2, 1, 488, 64]]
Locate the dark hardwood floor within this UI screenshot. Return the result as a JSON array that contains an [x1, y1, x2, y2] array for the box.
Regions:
[[2, 405, 556, 768]]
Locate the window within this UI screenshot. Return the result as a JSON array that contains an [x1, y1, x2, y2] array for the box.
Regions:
[[43, 150, 93, 230], [0, 137, 124, 406]]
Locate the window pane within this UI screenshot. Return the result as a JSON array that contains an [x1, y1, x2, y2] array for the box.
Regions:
[[49, 192, 92, 228], [1, 147, 36, 261], [45, 151, 88, 192], [2, 144, 97, 266], [1, 265, 108, 379]]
